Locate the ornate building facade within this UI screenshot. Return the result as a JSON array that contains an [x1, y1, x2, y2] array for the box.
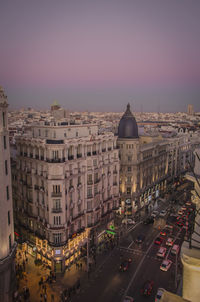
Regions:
[[12, 122, 119, 272], [117, 104, 168, 215], [0, 87, 16, 302]]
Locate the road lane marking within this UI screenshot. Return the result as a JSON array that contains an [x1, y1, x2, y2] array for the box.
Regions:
[[121, 231, 161, 301]]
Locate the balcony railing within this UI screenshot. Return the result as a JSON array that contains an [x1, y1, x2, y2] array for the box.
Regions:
[[77, 153, 82, 158], [102, 148, 106, 152], [52, 208, 62, 213], [68, 155, 74, 160], [87, 152, 91, 156], [51, 192, 62, 197], [92, 151, 97, 155], [87, 181, 93, 185]]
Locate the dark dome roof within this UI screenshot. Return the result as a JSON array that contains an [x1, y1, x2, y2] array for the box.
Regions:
[[118, 103, 139, 139]]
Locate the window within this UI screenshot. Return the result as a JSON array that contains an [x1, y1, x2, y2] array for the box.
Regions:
[[53, 199, 61, 209], [5, 160, 8, 175], [53, 185, 60, 193], [78, 204, 81, 213], [54, 216, 61, 225], [128, 156, 132, 162], [38, 129, 41, 136], [87, 187, 92, 198], [93, 159, 97, 166], [3, 112, 5, 127], [127, 166, 132, 172], [78, 176, 81, 185], [76, 131, 78, 137], [8, 211, 10, 225], [87, 201, 91, 210], [9, 234, 12, 250], [6, 186, 9, 200], [87, 174, 92, 185], [52, 150, 59, 159], [127, 187, 131, 194], [45, 130, 48, 137], [94, 184, 98, 195], [53, 233, 61, 244], [3, 136, 6, 149], [127, 176, 131, 183]]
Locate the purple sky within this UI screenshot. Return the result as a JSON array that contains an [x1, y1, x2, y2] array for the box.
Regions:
[[0, 0, 200, 112]]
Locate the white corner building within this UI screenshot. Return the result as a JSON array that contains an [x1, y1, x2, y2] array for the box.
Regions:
[[12, 119, 119, 272]]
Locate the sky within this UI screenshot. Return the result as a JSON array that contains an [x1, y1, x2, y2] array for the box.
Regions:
[[0, 0, 200, 113]]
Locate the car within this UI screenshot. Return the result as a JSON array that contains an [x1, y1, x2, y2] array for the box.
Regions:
[[160, 210, 167, 217], [178, 210, 183, 215], [136, 234, 145, 243], [171, 244, 180, 255], [122, 218, 135, 225], [160, 230, 167, 237], [151, 211, 159, 218], [186, 202, 192, 206], [160, 259, 172, 271], [119, 260, 130, 272], [123, 296, 134, 302], [143, 217, 154, 225], [166, 237, 174, 246], [141, 280, 154, 296], [154, 237, 163, 245], [157, 247, 167, 258], [155, 288, 165, 302]]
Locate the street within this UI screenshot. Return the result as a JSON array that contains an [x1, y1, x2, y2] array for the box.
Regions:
[[71, 200, 186, 302]]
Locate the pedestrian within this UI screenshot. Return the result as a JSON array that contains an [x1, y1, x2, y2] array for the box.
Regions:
[[44, 293, 47, 302]]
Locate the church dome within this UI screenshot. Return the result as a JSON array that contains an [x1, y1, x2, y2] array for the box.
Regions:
[[118, 103, 139, 139]]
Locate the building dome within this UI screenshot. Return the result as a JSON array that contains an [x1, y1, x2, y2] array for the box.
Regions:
[[118, 103, 139, 139]]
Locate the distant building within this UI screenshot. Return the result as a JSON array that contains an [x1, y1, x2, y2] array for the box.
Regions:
[[12, 121, 119, 272], [187, 104, 194, 115], [0, 87, 16, 302]]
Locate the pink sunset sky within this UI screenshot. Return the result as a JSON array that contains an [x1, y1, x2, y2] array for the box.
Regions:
[[0, 0, 200, 112]]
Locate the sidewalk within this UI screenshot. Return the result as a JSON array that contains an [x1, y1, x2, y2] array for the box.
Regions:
[[15, 244, 117, 302]]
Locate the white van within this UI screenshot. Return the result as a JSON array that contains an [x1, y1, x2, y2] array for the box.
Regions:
[[171, 244, 180, 255]]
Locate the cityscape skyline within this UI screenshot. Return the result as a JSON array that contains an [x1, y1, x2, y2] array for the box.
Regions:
[[1, 0, 200, 112]]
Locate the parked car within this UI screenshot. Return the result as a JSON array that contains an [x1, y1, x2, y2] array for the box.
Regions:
[[165, 224, 173, 232], [122, 218, 135, 225], [157, 247, 167, 258], [166, 237, 174, 246], [155, 288, 165, 302], [136, 234, 145, 244], [160, 259, 172, 271], [154, 237, 163, 245], [143, 217, 154, 225], [159, 210, 167, 217], [141, 280, 154, 296]]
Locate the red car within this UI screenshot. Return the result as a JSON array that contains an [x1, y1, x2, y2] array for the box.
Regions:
[[141, 280, 154, 296], [154, 237, 163, 245], [160, 231, 167, 237]]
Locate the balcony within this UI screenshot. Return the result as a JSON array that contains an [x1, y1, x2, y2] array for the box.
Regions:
[[113, 182, 118, 186], [102, 148, 106, 152], [41, 156, 44, 161], [77, 153, 82, 158], [35, 155, 39, 159], [113, 170, 118, 174], [92, 151, 97, 155], [30, 153, 33, 158], [51, 192, 62, 197], [52, 208, 62, 213], [87, 152, 91, 156], [87, 181, 93, 185], [34, 185, 39, 190], [108, 147, 112, 151], [68, 155, 74, 160], [49, 241, 67, 247], [87, 195, 93, 199], [46, 139, 64, 144]]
